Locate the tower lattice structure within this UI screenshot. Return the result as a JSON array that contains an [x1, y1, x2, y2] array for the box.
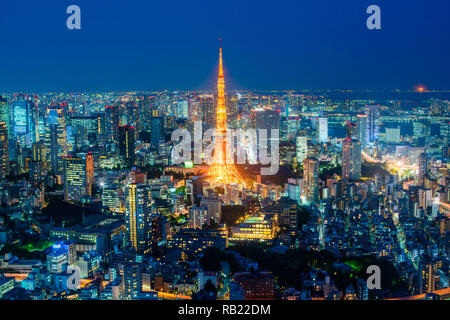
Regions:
[[208, 43, 246, 186]]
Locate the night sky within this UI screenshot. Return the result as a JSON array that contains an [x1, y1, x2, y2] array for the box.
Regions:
[[0, 0, 449, 92]]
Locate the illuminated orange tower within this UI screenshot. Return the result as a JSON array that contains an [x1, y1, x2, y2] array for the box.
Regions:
[[208, 41, 246, 186]]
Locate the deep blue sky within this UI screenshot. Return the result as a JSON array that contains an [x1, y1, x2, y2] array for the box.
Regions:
[[0, 0, 449, 92]]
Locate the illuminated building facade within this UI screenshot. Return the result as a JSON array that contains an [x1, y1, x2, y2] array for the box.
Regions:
[[125, 184, 152, 254], [234, 271, 275, 299], [303, 157, 319, 204], [0, 122, 8, 178], [356, 114, 368, 147], [317, 117, 328, 144], [63, 153, 94, 202], [230, 215, 275, 244], [119, 125, 136, 167], [365, 105, 380, 144], [167, 228, 228, 254], [342, 138, 362, 180], [296, 135, 307, 164]]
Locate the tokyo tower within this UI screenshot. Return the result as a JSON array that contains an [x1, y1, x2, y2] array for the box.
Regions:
[[207, 41, 246, 186]]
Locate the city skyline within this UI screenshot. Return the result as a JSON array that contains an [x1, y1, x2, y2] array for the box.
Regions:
[[0, 0, 449, 305]]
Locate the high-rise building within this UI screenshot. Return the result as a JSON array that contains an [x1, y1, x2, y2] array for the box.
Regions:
[[123, 262, 142, 300], [32, 141, 46, 162], [188, 206, 208, 229], [200, 197, 222, 225], [345, 122, 358, 140], [365, 105, 380, 144], [63, 154, 94, 202], [125, 184, 152, 254], [303, 157, 319, 204], [254, 108, 280, 142], [105, 105, 120, 142], [0, 97, 8, 136], [10, 95, 37, 147], [119, 125, 136, 167], [356, 114, 368, 147], [385, 127, 401, 144], [419, 260, 442, 294], [342, 138, 362, 180], [317, 117, 328, 144], [278, 197, 298, 239], [296, 135, 307, 164], [417, 152, 427, 186], [0, 122, 9, 178], [45, 106, 68, 175], [200, 95, 215, 128], [150, 116, 163, 148]]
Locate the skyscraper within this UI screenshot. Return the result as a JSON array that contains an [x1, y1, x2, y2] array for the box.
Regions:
[[45, 106, 68, 175], [119, 125, 136, 167], [296, 135, 307, 165], [303, 157, 319, 204], [105, 105, 120, 143], [417, 152, 427, 186], [385, 127, 401, 144], [356, 114, 368, 148], [317, 117, 328, 144], [125, 184, 152, 254], [342, 138, 362, 180], [150, 116, 163, 148], [0, 97, 8, 135], [11, 95, 37, 147], [254, 108, 280, 142], [0, 122, 9, 178], [63, 153, 94, 202], [365, 105, 380, 144]]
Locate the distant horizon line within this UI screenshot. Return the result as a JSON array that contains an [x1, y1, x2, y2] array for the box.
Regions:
[[2, 89, 450, 95]]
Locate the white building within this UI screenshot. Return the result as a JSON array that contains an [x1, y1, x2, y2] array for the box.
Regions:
[[317, 117, 328, 143]]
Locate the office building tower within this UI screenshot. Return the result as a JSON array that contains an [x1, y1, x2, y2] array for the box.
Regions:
[[189, 206, 208, 229], [356, 114, 368, 147], [176, 100, 189, 119], [345, 122, 358, 140], [418, 152, 427, 186], [226, 93, 239, 127], [119, 125, 136, 167], [11, 95, 37, 147], [125, 184, 152, 254], [385, 127, 401, 144], [29, 161, 45, 185], [0, 122, 8, 178], [63, 153, 94, 202], [254, 108, 280, 139], [200, 197, 222, 225], [45, 106, 68, 175], [365, 105, 380, 143], [150, 116, 163, 148], [303, 157, 319, 204], [200, 95, 215, 128], [342, 138, 362, 180], [105, 105, 120, 142], [296, 135, 307, 164], [278, 197, 299, 239], [32, 141, 46, 162], [317, 117, 328, 143], [0, 97, 8, 135]]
